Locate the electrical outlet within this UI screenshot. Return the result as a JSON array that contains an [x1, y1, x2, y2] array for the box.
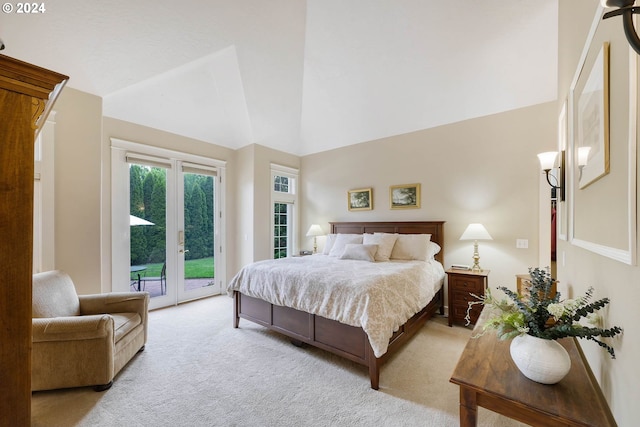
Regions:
[[516, 239, 528, 249]]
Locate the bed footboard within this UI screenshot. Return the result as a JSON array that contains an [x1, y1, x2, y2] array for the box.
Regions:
[[233, 287, 444, 389]]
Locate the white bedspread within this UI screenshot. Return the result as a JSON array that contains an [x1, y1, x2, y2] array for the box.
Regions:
[[226, 255, 444, 357]]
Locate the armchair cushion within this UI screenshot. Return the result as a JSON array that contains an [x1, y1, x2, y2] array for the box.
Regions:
[[32, 270, 80, 318], [111, 313, 142, 342]]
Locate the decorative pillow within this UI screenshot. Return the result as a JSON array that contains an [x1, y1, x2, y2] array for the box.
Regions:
[[322, 234, 337, 255], [426, 241, 441, 260], [328, 234, 364, 257], [389, 234, 432, 261], [363, 233, 398, 262], [339, 244, 378, 262]]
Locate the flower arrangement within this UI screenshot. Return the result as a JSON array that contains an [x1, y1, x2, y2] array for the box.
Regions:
[[467, 267, 623, 358]]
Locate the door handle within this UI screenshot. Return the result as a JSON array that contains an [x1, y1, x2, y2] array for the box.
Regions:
[[178, 231, 187, 253]]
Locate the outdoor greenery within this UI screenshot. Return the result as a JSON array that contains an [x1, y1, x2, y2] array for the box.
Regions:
[[469, 267, 623, 358], [139, 257, 214, 280], [130, 165, 215, 267], [273, 202, 289, 259]]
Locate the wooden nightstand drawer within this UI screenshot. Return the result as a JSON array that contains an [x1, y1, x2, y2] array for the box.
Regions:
[[451, 304, 481, 324], [452, 289, 479, 304], [449, 276, 484, 293], [446, 269, 489, 327]]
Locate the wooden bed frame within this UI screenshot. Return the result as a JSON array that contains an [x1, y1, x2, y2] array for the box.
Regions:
[[233, 221, 445, 389]]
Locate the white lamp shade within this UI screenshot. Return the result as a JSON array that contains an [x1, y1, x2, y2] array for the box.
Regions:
[[537, 152, 558, 170], [460, 223, 493, 241], [306, 224, 324, 237], [578, 146, 592, 166]]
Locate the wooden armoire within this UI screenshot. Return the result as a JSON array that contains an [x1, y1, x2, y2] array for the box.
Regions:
[[0, 54, 67, 425]]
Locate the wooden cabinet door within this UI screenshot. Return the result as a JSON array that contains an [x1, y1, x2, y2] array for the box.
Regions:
[[0, 54, 67, 427]]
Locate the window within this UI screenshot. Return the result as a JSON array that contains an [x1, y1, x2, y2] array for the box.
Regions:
[[271, 164, 298, 259], [273, 202, 290, 259]]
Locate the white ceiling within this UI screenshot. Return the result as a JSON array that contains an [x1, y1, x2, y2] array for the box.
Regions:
[[0, 0, 558, 156]]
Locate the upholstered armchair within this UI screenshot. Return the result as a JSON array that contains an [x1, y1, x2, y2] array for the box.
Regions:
[[32, 270, 149, 391]]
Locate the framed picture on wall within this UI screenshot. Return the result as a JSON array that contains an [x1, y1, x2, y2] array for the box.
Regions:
[[576, 42, 609, 189], [389, 183, 421, 209], [348, 188, 373, 211]]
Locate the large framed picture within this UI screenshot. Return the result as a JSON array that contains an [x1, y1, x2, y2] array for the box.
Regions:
[[576, 42, 609, 189], [390, 183, 421, 209], [348, 188, 373, 211]]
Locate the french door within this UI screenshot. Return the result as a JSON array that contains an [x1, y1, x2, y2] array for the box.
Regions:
[[112, 139, 226, 310]]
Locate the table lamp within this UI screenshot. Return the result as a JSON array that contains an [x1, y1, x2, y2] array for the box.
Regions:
[[459, 223, 492, 272], [306, 224, 324, 253]]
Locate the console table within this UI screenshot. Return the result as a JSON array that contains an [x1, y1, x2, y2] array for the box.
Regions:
[[450, 309, 617, 427]]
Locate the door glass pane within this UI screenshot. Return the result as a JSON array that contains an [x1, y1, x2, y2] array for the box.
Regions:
[[129, 163, 167, 298], [183, 172, 215, 293]]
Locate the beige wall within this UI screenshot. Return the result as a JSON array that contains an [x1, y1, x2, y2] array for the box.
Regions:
[[234, 144, 300, 272], [53, 88, 103, 295], [301, 102, 556, 289], [51, 88, 301, 294], [557, 1, 640, 425], [50, 87, 241, 294]]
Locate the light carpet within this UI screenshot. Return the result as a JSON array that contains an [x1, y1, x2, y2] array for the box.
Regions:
[[32, 295, 525, 427]]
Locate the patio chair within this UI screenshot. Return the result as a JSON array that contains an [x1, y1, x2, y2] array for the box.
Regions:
[[32, 270, 149, 391], [140, 263, 166, 295]]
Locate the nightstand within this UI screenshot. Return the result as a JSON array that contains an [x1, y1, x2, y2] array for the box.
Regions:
[[446, 269, 490, 327]]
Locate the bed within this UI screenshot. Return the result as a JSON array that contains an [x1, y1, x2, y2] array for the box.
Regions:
[[228, 221, 445, 389]]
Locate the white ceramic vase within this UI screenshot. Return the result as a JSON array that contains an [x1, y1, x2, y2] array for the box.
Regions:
[[509, 334, 571, 384]]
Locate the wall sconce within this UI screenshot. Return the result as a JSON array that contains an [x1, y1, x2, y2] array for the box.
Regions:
[[577, 146, 592, 180], [459, 223, 493, 272], [537, 151, 565, 201], [601, 0, 640, 55], [306, 224, 324, 253]]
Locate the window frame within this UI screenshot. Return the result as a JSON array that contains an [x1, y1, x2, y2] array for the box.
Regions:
[[270, 164, 299, 259]]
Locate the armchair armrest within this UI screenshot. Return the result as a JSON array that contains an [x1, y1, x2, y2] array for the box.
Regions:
[[79, 292, 149, 317], [33, 315, 113, 343]]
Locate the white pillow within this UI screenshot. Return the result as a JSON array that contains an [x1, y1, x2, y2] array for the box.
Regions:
[[426, 241, 441, 260], [364, 233, 398, 262], [322, 234, 337, 255], [339, 244, 378, 262], [328, 234, 363, 257], [390, 234, 432, 261]]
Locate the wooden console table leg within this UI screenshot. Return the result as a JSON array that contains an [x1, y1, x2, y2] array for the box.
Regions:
[[459, 387, 478, 427]]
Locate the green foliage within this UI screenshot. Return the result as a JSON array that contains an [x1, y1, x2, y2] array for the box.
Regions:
[[469, 267, 623, 358], [129, 166, 214, 266], [140, 257, 214, 279], [184, 174, 214, 260]]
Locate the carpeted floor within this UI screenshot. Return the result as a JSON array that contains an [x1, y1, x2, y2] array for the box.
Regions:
[[31, 296, 526, 427]]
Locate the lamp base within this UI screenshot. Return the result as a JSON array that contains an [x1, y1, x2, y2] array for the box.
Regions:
[[471, 240, 483, 272]]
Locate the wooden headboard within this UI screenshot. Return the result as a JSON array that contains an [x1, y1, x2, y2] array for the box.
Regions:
[[329, 221, 445, 264]]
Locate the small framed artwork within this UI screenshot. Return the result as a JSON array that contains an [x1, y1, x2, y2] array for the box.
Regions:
[[390, 183, 421, 209], [348, 188, 373, 211]]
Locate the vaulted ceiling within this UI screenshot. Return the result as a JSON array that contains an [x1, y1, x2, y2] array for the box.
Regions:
[[1, 0, 558, 156]]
